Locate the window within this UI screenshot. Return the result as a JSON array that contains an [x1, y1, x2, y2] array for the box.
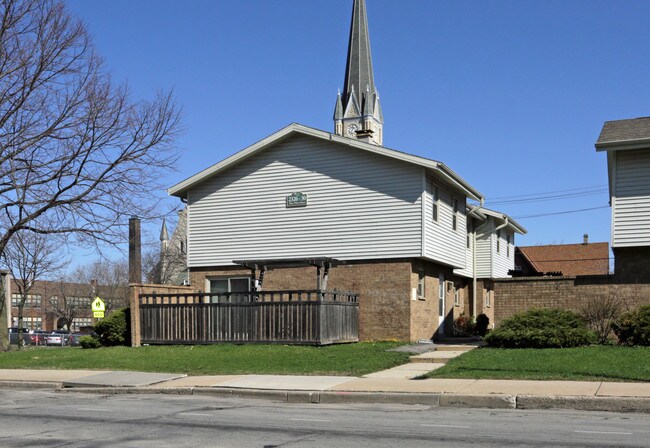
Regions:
[[452, 198, 458, 231], [11, 294, 42, 307], [438, 274, 445, 317], [23, 317, 42, 330], [208, 277, 251, 303], [454, 284, 460, 306], [417, 270, 425, 299], [432, 184, 439, 222], [485, 288, 492, 308], [496, 229, 501, 253], [72, 318, 93, 332], [507, 233, 511, 257], [467, 221, 472, 249]]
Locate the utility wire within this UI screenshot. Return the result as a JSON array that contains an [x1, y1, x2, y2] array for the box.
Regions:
[[514, 205, 609, 219], [488, 184, 607, 201]]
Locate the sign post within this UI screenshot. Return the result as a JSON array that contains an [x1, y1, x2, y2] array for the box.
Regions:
[[92, 297, 105, 319]]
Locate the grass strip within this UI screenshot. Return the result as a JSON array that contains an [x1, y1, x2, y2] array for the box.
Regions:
[[0, 342, 410, 377], [426, 346, 650, 382]]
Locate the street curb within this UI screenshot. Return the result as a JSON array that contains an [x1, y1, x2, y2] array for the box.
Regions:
[[517, 395, 650, 413], [440, 394, 516, 409], [10, 383, 650, 413], [0, 381, 61, 390]]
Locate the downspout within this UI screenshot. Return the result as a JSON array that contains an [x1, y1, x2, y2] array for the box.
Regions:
[[468, 199, 484, 319]]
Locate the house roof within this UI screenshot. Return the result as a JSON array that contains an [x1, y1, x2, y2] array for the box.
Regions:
[[596, 117, 650, 150], [479, 207, 527, 235], [516, 242, 610, 276], [168, 123, 483, 200]]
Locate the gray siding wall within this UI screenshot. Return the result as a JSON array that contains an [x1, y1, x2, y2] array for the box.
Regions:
[[454, 218, 475, 278], [613, 149, 650, 248], [187, 135, 423, 266], [423, 175, 467, 269], [475, 229, 493, 278]]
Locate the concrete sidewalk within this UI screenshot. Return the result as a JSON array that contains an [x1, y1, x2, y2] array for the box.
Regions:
[[1, 368, 649, 413]]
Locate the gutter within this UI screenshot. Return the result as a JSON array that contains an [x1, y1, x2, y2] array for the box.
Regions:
[[469, 199, 484, 319]]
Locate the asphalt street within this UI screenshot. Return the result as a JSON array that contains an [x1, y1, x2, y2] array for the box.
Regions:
[[0, 389, 649, 447]]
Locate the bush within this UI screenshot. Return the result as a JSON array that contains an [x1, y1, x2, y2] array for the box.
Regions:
[[79, 335, 101, 349], [452, 314, 475, 337], [94, 307, 131, 347], [612, 305, 650, 346], [485, 308, 596, 348], [476, 313, 489, 337], [579, 293, 626, 344]]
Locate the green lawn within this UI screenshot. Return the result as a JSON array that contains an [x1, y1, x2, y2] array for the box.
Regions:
[[426, 346, 650, 382], [0, 342, 410, 377]]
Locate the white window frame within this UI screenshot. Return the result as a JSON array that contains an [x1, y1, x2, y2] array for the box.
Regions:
[[417, 270, 425, 299], [485, 288, 492, 308], [452, 198, 458, 231], [496, 229, 501, 253], [454, 284, 460, 306]]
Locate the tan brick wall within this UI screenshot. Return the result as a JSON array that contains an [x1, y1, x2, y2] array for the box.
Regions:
[[493, 275, 650, 326], [474, 279, 495, 329], [189, 261, 413, 341]]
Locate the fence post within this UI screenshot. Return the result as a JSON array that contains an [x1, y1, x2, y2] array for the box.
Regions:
[[129, 285, 141, 347]]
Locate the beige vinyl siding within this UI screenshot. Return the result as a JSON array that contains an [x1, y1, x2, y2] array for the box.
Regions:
[[613, 150, 650, 247], [187, 135, 423, 266], [492, 230, 514, 278], [475, 231, 492, 278], [424, 175, 467, 269], [454, 217, 475, 278]]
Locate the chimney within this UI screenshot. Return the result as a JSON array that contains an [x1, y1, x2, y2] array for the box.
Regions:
[[129, 216, 142, 284], [583, 234, 589, 245]]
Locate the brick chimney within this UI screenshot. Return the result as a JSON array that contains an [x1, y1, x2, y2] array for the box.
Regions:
[[129, 216, 142, 284], [583, 233, 589, 245]]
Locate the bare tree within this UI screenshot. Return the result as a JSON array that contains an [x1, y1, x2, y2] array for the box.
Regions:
[[2, 230, 67, 348], [69, 259, 129, 312], [0, 0, 181, 349]]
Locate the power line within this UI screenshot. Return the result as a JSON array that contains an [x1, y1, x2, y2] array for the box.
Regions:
[[488, 184, 607, 201], [487, 189, 607, 205], [514, 205, 609, 219]]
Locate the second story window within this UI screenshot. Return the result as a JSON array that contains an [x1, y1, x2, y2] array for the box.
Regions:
[[467, 221, 472, 249], [507, 233, 511, 257], [452, 198, 458, 231], [432, 185, 439, 223], [496, 229, 501, 253]]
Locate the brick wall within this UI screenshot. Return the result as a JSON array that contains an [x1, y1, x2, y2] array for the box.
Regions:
[[189, 260, 413, 341], [493, 275, 650, 325]]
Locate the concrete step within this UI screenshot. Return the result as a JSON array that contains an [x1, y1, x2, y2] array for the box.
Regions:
[[434, 344, 478, 352], [409, 350, 467, 364]]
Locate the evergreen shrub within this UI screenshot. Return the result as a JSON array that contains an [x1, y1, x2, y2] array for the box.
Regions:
[[612, 305, 650, 346], [94, 307, 131, 347], [485, 308, 596, 348]]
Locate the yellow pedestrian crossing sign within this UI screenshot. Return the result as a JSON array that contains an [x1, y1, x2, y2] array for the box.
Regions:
[[92, 297, 105, 318]]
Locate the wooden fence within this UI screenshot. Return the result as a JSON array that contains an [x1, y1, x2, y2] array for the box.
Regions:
[[138, 290, 359, 345]]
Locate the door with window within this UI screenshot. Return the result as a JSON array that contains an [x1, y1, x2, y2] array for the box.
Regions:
[[209, 277, 251, 303], [438, 274, 445, 336]]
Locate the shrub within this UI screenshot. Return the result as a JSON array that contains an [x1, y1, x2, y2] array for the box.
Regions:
[[612, 305, 650, 346], [94, 307, 131, 347], [476, 313, 490, 337], [452, 314, 475, 337], [579, 292, 626, 344], [79, 335, 101, 349], [485, 308, 596, 348]]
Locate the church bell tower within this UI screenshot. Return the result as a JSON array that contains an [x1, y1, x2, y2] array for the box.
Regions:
[[334, 0, 383, 146]]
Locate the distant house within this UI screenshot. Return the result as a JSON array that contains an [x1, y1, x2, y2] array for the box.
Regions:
[[596, 117, 650, 282], [514, 236, 610, 277]]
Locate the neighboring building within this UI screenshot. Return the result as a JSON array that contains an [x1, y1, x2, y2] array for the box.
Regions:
[[166, 0, 525, 341], [9, 278, 128, 332], [596, 117, 650, 282], [156, 208, 188, 285], [514, 236, 610, 277]]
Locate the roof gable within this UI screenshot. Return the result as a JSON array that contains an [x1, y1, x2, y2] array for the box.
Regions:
[[169, 123, 483, 200], [596, 117, 650, 150]]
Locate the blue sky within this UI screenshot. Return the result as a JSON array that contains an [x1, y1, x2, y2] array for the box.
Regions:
[[65, 0, 650, 259]]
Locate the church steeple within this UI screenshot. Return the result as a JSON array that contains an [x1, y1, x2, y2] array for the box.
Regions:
[[334, 0, 383, 146]]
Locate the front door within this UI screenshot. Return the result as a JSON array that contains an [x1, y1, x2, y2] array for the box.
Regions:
[[438, 273, 445, 336]]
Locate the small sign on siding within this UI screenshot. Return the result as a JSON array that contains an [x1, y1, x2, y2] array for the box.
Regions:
[[286, 192, 308, 208]]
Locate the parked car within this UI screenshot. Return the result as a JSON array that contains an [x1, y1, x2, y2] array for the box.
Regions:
[[29, 329, 49, 346], [8, 327, 30, 346], [68, 333, 85, 347], [45, 330, 71, 346]]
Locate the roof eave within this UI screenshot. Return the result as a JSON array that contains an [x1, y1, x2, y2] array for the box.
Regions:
[[595, 138, 650, 151]]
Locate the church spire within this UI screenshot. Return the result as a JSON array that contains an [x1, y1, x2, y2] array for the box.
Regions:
[[334, 0, 383, 146]]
